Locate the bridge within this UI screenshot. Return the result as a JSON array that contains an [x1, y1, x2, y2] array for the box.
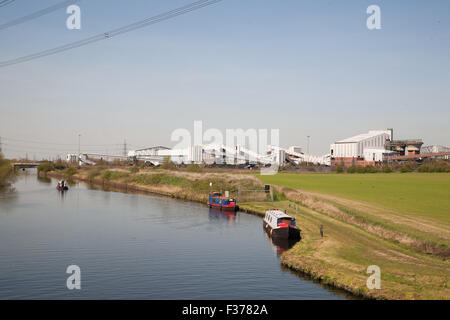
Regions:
[[12, 162, 44, 169]]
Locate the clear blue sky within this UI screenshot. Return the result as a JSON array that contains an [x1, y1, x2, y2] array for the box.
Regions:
[[0, 0, 449, 159]]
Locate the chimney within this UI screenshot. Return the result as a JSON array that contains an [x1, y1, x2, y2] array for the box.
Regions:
[[387, 128, 393, 141]]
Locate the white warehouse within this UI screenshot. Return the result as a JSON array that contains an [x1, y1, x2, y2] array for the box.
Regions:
[[330, 130, 393, 165]]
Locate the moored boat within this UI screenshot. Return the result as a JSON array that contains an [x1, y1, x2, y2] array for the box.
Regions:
[[263, 210, 301, 240], [207, 192, 237, 211]]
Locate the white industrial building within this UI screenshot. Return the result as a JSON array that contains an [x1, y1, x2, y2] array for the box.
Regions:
[[330, 130, 393, 163], [127, 143, 331, 167]]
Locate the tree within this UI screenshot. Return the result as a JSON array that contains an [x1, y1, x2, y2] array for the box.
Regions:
[[0, 153, 16, 191]]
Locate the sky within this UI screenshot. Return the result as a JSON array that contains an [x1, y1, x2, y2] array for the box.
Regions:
[[0, 0, 449, 159]]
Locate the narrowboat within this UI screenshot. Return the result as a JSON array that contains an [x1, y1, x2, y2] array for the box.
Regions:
[[56, 180, 69, 191], [263, 210, 301, 240], [208, 192, 237, 211]]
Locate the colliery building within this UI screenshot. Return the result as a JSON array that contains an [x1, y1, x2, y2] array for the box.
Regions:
[[329, 128, 450, 166], [330, 130, 394, 167]]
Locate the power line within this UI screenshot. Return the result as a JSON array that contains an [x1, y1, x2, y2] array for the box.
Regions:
[[1, 143, 124, 152], [2, 136, 124, 146], [0, 0, 224, 68], [0, 0, 15, 8], [0, 0, 81, 31]]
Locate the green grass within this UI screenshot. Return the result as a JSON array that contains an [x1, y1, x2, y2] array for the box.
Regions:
[[239, 200, 450, 299], [259, 173, 450, 225]]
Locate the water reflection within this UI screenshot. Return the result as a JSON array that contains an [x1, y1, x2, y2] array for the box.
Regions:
[[263, 225, 300, 257], [0, 172, 348, 299], [208, 207, 238, 225], [58, 189, 67, 200], [37, 175, 51, 184], [0, 189, 18, 211]]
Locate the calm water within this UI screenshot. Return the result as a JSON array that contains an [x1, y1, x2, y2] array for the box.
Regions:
[[0, 171, 345, 299]]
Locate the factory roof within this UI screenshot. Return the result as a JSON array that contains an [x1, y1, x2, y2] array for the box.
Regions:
[[335, 130, 390, 143]]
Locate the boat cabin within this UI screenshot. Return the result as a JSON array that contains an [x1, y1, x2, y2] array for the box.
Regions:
[[264, 210, 297, 230], [208, 192, 237, 211]]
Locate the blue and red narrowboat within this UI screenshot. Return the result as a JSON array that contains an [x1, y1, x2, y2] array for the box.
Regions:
[[208, 192, 237, 211]]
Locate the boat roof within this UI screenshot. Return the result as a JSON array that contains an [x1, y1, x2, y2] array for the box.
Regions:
[[265, 210, 293, 219]]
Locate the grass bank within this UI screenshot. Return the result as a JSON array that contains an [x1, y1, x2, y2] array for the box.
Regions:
[[43, 167, 449, 299], [44, 166, 265, 204], [255, 172, 449, 299]]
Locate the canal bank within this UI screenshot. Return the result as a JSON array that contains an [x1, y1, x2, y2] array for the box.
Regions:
[[0, 171, 346, 299], [43, 168, 368, 298], [42, 167, 450, 300]]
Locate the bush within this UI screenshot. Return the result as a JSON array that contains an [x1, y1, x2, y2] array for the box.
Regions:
[[101, 170, 128, 181], [365, 165, 378, 173], [418, 165, 430, 173], [272, 189, 287, 201], [128, 166, 140, 173], [87, 168, 102, 181], [400, 165, 413, 173], [37, 162, 55, 173], [133, 173, 187, 186], [381, 165, 392, 173], [346, 165, 356, 173], [356, 166, 366, 174], [186, 164, 203, 172], [0, 154, 16, 191], [53, 160, 67, 170], [335, 164, 344, 173], [65, 167, 77, 176]]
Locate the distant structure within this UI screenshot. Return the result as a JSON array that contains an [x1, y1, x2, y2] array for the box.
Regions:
[[421, 145, 450, 154], [64, 129, 449, 168], [66, 153, 96, 166], [127, 144, 330, 167], [330, 130, 394, 167], [330, 128, 450, 166], [385, 139, 423, 156]]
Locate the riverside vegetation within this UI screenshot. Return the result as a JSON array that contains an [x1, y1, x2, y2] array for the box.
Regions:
[[41, 164, 449, 300], [0, 154, 16, 192]]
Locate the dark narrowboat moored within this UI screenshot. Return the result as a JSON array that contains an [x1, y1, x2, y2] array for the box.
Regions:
[[263, 210, 301, 240], [208, 192, 237, 211]]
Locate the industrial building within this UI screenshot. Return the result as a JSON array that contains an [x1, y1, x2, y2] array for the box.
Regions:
[[330, 130, 394, 166], [329, 129, 450, 166], [126, 144, 330, 167], [68, 128, 449, 168]]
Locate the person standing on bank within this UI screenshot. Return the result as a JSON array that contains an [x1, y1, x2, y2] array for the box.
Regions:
[[320, 225, 324, 237]]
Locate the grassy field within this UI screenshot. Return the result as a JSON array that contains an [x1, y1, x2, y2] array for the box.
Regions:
[[259, 173, 450, 224], [239, 200, 449, 299], [251, 172, 450, 299]]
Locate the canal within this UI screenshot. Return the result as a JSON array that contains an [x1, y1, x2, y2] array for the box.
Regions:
[[0, 171, 345, 299]]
